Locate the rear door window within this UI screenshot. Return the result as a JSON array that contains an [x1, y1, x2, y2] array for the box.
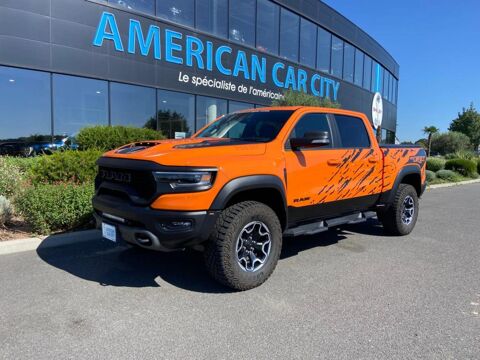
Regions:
[[334, 115, 370, 148]]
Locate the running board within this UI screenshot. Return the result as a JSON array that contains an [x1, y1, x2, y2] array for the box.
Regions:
[[284, 211, 377, 237]]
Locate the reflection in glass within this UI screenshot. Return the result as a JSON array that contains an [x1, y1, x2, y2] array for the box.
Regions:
[[354, 48, 364, 87], [0, 66, 51, 148], [300, 18, 316, 68], [343, 43, 355, 83], [53, 74, 108, 137], [331, 36, 344, 78], [229, 0, 256, 46], [363, 55, 372, 91], [279, 8, 299, 62], [196, 0, 228, 38], [196, 96, 227, 131], [156, 90, 195, 138], [108, 0, 155, 15], [229, 101, 255, 113], [317, 27, 331, 73], [157, 0, 194, 27], [256, 0, 280, 55], [111, 83, 156, 128]]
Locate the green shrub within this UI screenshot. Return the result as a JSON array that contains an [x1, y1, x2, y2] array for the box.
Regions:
[[426, 157, 446, 172], [28, 149, 103, 185], [272, 89, 341, 108], [431, 131, 471, 155], [1, 156, 37, 173], [0, 195, 13, 226], [435, 170, 462, 182], [444, 158, 478, 178], [77, 125, 165, 151], [425, 170, 436, 182], [445, 150, 477, 160], [14, 183, 94, 234], [478, 159, 480, 175], [0, 157, 26, 199]]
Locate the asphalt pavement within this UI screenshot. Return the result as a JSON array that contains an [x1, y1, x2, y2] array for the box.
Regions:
[[0, 184, 479, 359]]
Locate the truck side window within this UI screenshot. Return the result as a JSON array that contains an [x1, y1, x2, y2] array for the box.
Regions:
[[287, 113, 332, 149], [334, 115, 370, 148]]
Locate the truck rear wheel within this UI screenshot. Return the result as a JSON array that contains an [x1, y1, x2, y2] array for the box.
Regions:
[[378, 183, 419, 236], [204, 201, 282, 291]]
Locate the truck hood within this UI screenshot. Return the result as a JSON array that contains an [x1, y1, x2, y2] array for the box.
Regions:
[[103, 138, 267, 166]]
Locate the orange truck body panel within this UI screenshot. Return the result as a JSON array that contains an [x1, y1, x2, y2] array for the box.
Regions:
[[101, 106, 426, 212]]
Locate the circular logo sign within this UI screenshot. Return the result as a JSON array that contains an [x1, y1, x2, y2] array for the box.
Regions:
[[372, 92, 383, 129]]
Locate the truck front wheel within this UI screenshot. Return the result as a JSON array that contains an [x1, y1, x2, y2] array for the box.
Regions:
[[378, 183, 419, 236], [204, 201, 282, 291]]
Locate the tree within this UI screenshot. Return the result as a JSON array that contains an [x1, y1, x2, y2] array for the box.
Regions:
[[272, 89, 341, 108], [430, 131, 471, 156], [449, 103, 480, 151], [422, 126, 439, 156]]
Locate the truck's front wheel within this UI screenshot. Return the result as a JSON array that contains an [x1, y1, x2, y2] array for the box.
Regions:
[[204, 201, 282, 291], [378, 183, 419, 236]]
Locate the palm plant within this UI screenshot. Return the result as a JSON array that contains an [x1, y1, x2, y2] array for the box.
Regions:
[[423, 126, 439, 156]]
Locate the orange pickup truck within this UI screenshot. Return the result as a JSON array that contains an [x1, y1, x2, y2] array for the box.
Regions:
[[93, 107, 426, 290]]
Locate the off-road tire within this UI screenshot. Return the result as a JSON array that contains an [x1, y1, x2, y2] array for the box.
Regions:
[[204, 201, 282, 291], [378, 184, 419, 236]]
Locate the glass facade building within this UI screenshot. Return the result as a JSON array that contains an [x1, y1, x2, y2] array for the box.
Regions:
[[0, 0, 399, 145]]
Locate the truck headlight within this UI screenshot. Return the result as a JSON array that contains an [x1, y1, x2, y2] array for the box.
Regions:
[[153, 171, 216, 192]]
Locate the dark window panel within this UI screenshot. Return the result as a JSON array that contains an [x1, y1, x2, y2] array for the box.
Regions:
[[299, 18, 316, 68], [335, 115, 370, 148], [363, 55, 372, 91], [53, 74, 108, 137], [256, 0, 280, 55], [109, 0, 155, 15], [196, 96, 227, 131], [229, 0, 256, 46], [331, 35, 343, 78], [196, 0, 228, 38], [157, 0, 194, 27], [279, 8, 299, 62], [316, 27, 331, 73], [354, 48, 364, 87], [0, 66, 51, 150], [383, 67, 389, 99], [110, 82, 156, 129], [229, 101, 255, 113], [289, 113, 332, 149], [157, 90, 195, 139], [343, 42, 354, 83]]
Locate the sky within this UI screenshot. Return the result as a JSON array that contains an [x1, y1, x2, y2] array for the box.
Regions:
[[323, 0, 480, 142]]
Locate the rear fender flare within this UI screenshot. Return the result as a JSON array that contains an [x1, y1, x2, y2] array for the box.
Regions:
[[380, 165, 422, 206]]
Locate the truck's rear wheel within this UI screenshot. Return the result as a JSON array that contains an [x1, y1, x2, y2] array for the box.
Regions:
[[204, 201, 282, 291], [378, 184, 419, 236]]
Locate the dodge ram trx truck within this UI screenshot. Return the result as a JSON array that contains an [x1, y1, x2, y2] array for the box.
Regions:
[[93, 107, 426, 290]]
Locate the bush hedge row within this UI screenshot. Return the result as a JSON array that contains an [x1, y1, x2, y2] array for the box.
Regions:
[[77, 125, 164, 151], [14, 183, 94, 234], [426, 157, 446, 172], [425, 170, 436, 182], [436, 170, 462, 182], [444, 158, 478, 178], [29, 149, 103, 185]]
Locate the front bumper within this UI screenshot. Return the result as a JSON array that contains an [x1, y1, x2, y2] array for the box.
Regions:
[[93, 195, 219, 251]]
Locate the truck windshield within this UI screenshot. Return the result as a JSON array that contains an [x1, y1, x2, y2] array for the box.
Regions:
[[195, 110, 294, 142]]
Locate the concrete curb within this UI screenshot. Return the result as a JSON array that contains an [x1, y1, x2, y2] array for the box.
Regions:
[[0, 229, 100, 256], [427, 179, 480, 189]]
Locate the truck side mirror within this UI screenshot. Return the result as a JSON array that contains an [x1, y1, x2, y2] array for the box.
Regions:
[[290, 131, 330, 150]]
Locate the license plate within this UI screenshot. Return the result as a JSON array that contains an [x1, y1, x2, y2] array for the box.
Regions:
[[102, 223, 117, 242]]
